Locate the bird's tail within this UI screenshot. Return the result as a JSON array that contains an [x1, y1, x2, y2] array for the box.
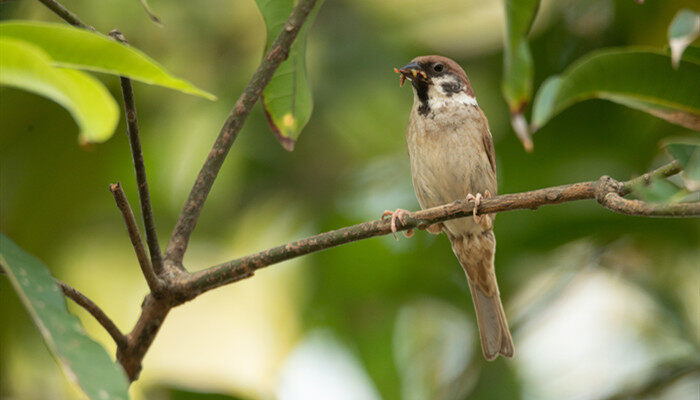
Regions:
[[449, 231, 514, 361]]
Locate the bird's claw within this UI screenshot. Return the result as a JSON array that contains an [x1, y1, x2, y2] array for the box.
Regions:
[[466, 190, 492, 230], [382, 208, 414, 240]]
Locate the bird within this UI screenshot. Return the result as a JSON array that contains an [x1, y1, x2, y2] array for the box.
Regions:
[[384, 55, 514, 360]]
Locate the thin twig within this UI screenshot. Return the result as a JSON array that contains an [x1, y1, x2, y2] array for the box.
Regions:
[[109, 30, 164, 276], [599, 189, 700, 216], [109, 183, 163, 293], [175, 161, 696, 297], [597, 164, 699, 216], [165, 0, 319, 266], [36, 0, 94, 30], [620, 160, 682, 195], [58, 280, 127, 348]]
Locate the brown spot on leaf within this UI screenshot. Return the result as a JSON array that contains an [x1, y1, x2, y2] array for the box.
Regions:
[[262, 98, 297, 151]]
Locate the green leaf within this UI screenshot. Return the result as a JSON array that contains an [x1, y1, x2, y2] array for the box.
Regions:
[[668, 9, 700, 69], [0, 21, 216, 100], [530, 76, 562, 135], [502, 0, 540, 151], [255, 0, 324, 151], [502, 0, 539, 110], [664, 138, 700, 190], [0, 38, 119, 143], [0, 233, 130, 400], [531, 49, 700, 132]]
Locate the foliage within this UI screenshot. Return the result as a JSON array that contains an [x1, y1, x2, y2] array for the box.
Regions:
[[0, 21, 215, 142], [502, 0, 539, 112], [531, 49, 700, 132], [502, 0, 540, 150], [0, 22, 215, 100], [255, 0, 325, 151], [0, 233, 130, 400], [0, 37, 118, 143]]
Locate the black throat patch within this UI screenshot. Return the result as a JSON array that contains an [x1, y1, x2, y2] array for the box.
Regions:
[[414, 81, 430, 116]]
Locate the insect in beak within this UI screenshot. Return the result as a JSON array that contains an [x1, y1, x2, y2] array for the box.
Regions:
[[394, 65, 426, 87], [394, 67, 407, 87]]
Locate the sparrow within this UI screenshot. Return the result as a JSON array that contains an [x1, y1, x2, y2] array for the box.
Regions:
[[385, 55, 514, 360]]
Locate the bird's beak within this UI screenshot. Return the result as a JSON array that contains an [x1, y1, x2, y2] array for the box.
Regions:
[[394, 62, 426, 87]]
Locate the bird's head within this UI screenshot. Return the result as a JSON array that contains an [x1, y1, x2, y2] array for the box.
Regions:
[[394, 55, 476, 114]]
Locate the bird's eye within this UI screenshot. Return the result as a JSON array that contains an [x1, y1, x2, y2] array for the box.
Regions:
[[433, 63, 444, 73]]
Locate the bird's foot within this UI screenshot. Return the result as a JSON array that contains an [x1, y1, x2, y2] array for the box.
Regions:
[[381, 208, 414, 240], [466, 190, 493, 230]]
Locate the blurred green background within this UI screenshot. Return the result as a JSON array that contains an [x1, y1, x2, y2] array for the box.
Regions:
[[1, 0, 698, 399]]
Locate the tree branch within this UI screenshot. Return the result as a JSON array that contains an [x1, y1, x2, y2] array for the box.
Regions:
[[34, 0, 323, 384], [109, 183, 163, 294], [36, 0, 94, 30], [109, 30, 164, 275], [58, 280, 127, 349], [596, 162, 699, 216], [112, 0, 322, 380], [0, 266, 126, 348], [165, 0, 319, 266], [175, 161, 697, 297], [598, 185, 700, 216], [116, 293, 170, 381]]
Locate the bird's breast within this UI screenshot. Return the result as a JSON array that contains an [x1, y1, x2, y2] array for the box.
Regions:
[[406, 101, 496, 210]]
